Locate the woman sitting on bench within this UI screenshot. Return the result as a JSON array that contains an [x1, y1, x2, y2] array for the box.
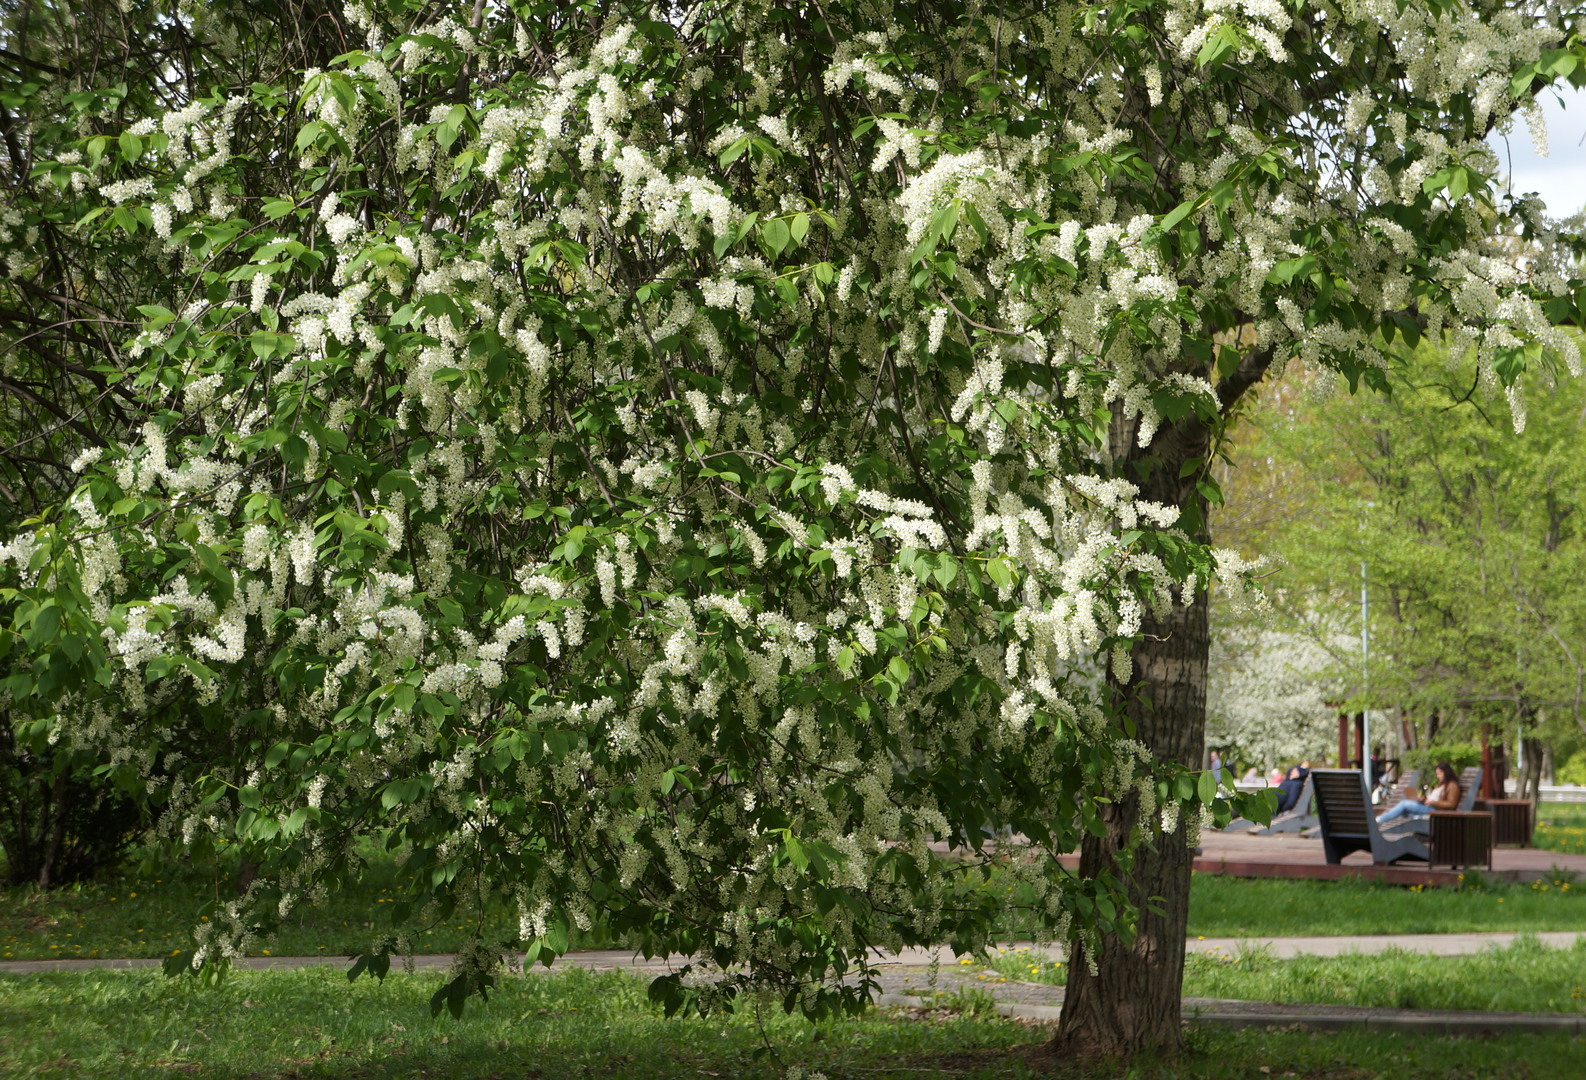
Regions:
[[1376, 761, 1461, 823]]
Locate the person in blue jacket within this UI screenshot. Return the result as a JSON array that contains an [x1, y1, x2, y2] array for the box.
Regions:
[[1274, 762, 1311, 814]]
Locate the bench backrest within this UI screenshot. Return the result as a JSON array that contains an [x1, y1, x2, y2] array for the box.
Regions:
[[1312, 769, 1372, 836], [1379, 769, 1419, 812], [1458, 766, 1482, 811]]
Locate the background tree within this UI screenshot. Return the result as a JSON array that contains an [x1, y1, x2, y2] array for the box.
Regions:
[[1232, 350, 1586, 799], [0, 0, 1582, 1063]]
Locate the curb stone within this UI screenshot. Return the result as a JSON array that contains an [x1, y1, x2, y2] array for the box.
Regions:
[[878, 994, 1586, 1036]]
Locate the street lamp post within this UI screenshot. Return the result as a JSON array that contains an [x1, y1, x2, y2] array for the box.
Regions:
[[1361, 558, 1371, 796]]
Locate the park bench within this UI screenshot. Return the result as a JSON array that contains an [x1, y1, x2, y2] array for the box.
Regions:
[[1298, 767, 1421, 839], [1220, 772, 1316, 835], [1311, 769, 1429, 865]]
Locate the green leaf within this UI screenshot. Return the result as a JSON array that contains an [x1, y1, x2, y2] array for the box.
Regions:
[[1207, 179, 1235, 214], [430, 974, 468, 1019], [1540, 48, 1578, 78], [887, 655, 910, 685], [1197, 770, 1217, 803], [281, 435, 309, 471], [1266, 255, 1315, 286], [962, 202, 991, 245], [194, 542, 224, 580], [1420, 166, 1454, 197], [1196, 24, 1240, 70], [1160, 197, 1198, 234], [27, 602, 62, 647], [985, 556, 1015, 590], [762, 218, 791, 257], [326, 74, 357, 115], [783, 833, 809, 871], [718, 136, 751, 167], [910, 203, 962, 265], [348, 952, 391, 983], [1392, 313, 1422, 349], [137, 304, 177, 330], [295, 121, 325, 151], [931, 557, 959, 587]]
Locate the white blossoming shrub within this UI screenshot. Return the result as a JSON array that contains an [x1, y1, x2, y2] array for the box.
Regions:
[[0, 0, 1580, 1027], [1208, 620, 1355, 768]]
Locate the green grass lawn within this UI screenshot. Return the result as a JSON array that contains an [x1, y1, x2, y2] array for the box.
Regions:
[[1, 966, 1582, 1079], [0, 845, 612, 963], [6, 847, 1585, 963], [1535, 802, 1586, 855], [1185, 871, 1585, 937], [980, 936, 1586, 1014]]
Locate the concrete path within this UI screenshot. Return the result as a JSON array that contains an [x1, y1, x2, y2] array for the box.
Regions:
[[4, 931, 1580, 975], [3, 930, 1581, 975], [5, 933, 1585, 1035], [1186, 930, 1585, 959]]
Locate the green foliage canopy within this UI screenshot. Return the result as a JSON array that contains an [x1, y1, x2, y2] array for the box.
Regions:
[[1239, 352, 1586, 745]]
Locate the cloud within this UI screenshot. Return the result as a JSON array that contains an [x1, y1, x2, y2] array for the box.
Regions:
[[1489, 84, 1586, 218]]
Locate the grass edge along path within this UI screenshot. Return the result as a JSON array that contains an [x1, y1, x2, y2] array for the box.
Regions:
[[972, 935, 1586, 1016]]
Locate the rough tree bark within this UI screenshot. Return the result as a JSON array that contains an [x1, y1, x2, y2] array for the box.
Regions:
[[1053, 426, 1212, 1057], [1053, 344, 1273, 1057]]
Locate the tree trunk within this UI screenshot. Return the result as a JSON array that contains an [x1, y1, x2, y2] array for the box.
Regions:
[[1054, 420, 1212, 1058], [1053, 587, 1209, 1056], [38, 771, 68, 890]]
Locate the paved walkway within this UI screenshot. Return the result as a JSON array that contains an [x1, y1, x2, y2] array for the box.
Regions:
[[4, 933, 1583, 1035], [1175, 829, 1586, 886]]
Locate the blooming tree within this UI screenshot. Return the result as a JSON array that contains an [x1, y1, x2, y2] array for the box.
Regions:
[[1207, 619, 1353, 768], [1, 0, 1582, 1060]]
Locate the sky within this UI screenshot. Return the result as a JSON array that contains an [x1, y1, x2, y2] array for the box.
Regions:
[[1492, 83, 1586, 218]]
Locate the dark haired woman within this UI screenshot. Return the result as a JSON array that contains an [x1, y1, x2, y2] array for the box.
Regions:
[[1376, 761, 1461, 823]]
